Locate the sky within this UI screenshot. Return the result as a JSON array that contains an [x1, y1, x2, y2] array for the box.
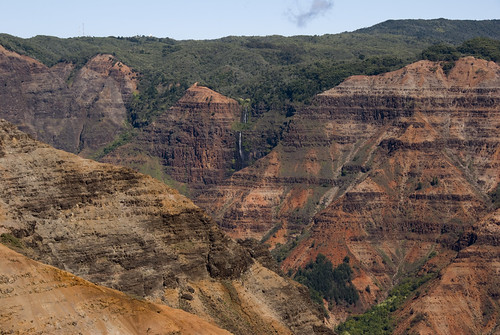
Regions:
[[2, 0, 499, 40]]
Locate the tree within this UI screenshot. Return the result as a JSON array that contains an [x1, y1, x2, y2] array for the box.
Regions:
[[294, 253, 359, 307]]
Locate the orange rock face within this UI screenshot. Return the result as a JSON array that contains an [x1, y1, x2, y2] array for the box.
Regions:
[[394, 209, 500, 335]]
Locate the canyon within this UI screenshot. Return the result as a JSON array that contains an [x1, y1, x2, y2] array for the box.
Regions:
[[0, 37, 499, 334], [199, 57, 499, 243], [196, 57, 500, 327]]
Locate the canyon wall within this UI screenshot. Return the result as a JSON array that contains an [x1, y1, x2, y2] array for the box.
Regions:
[[0, 119, 331, 335], [102, 83, 240, 192], [0, 45, 136, 156], [200, 57, 499, 239], [394, 209, 500, 335], [197, 58, 500, 314]]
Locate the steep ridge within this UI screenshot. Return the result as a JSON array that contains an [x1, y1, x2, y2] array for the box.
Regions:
[[394, 209, 500, 335], [0, 45, 137, 155], [0, 119, 331, 335], [102, 83, 240, 192], [0, 243, 231, 335], [197, 57, 500, 309]]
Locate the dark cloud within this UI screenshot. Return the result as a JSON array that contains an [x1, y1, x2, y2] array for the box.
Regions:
[[288, 0, 334, 27]]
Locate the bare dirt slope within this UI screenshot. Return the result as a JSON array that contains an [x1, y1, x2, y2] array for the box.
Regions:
[[0, 244, 232, 335]]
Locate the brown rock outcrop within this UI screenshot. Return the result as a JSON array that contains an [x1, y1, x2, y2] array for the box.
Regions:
[[0, 119, 331, 334], [0, 45, 137, 155], [103, 83, 240, 192], [197, 57, 500, 311], [0, 244, 232, 335]]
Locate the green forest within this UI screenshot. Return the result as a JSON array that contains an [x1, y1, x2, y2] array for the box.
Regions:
[[294, 254, 359, 308]]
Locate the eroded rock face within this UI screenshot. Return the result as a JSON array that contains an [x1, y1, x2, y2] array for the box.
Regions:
[[0, 244, 232, 335], [103, 83, 240, 192], [197, 57, 500, 310], [0, 46, 137, 156], [199, 57, 499, 238], [0, 119, 330, 335], [394, 209, 500, 335], [284, 57, 499, 266]]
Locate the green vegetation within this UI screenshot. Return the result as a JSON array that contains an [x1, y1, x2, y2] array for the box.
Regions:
[[0, 233, 24, 249], [430, 176, 439, 187], [459, 37, 500, 62], [260, 223, 283, 244], [90, 126, 137, 161], [293, 254, 359, 308], [490, 184, 500, 209], [421, 43, 460, 62], [357, 18, 500, 44], [271, 229, 310, 263], [336, 273, 436, 335], [420, 37, 500, 74]]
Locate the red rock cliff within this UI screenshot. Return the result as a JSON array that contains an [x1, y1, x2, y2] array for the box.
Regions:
[[197, 57, 500, 314]]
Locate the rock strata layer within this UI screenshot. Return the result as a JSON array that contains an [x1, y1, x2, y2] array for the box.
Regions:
[[0, 244, 232, 335], [394, 209, 500, 335], [103, 83, 240, 192], [197, 57, 500, 312], [0, 119, 331, 335]]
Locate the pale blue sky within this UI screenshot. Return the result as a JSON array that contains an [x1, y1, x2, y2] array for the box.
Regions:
[[2, 0, 499, 40]]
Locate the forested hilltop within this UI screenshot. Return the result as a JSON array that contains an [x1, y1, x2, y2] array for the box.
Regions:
[[0, 19, 499, 165]]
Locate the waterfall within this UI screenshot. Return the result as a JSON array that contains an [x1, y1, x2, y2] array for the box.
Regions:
[[238, 131, 243, 161], [243, 107, 248, 124], [238, 106, 248, 164]]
